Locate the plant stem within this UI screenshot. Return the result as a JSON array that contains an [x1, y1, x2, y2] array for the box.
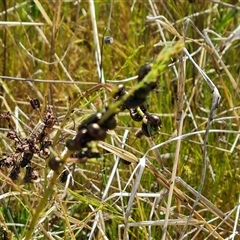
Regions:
[[24, 150, 71, 240]]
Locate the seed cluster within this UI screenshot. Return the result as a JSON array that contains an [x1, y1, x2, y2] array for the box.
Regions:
[[65, 64, 161, 165], [113, 64, 162, 138], [0, 63, 161, 181], [66, 109, 117, 163], [0, 99, 57, 182]]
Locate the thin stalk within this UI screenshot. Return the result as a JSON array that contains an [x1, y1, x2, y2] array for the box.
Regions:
[[23, 151, 71, 240], [161, 111, 184, 240]]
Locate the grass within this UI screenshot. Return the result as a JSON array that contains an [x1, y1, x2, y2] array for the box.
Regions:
[[0, 0, 240, 239]]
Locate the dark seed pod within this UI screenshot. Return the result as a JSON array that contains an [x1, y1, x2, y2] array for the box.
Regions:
[[99, 108, 117, 130], [135, 129, 144, 138], [135, 88, 150, 100], [9, 165, 21, 180], [23, 166, 40, 183], [40, 140, 52, 150], [127, 81, 157, 109], [150, 115, 162, 127], [67, 129, 91, 151], [121, 158, 131, 165], [37, 131, 47, 142], [140, 103, 148, 114], [141, 122, 159, 137], [87, 123, 107, 140], [6, 130, 18, 141], [137, 63, 152, 82], [148, 81, 158, 90], [125, 81, 157, 109], [71, 149, 99, 163], [66, 139, 77, 151], [2, 156, 15, 168], [113, 84, 127, 100], [20, 152, 33, 168], [104, 36, 114, 44], [75, 150, 101, 160], [48, 156, 63, 172], [30, 98, 40, 109], [129, 108, 143, 122], [141, 123, 151, 137], [136, 83, 156, 99], [66, 131, 91, 151], [75, 128, 91, 148], [101, 116, 117, 130], [60, 170, 68, 183], [124, 95, 146, 109], [112, 84, 129, 110], [143, 114, 162, 127], [78, 113, 102, 131], [44, 107, 57, 129], [0, 226, 9, 240], [88, 152, 101, 158]]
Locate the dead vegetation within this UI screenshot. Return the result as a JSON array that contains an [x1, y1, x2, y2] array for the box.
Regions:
[[0, 1, 240, 239]]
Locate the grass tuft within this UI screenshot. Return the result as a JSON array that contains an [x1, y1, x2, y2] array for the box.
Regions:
[[0, 1, 239, 239]]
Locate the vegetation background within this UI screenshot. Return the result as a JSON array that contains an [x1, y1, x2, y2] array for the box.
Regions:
[[0, 0, 239, 239]]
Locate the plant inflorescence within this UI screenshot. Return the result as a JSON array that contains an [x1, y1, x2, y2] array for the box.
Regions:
[[0, 63, 160, 183], [0, 98, 57, 183], [1, 1, 240, 239]]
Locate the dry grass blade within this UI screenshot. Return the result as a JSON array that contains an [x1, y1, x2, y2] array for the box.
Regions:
[[221, 25, 240, 53], [122, 218, 205, 227], [0, 21, 44, 26], [98, 141, 138, 164], [33, 0, 53, 26], [177, 177, 240, 232], [123, 157, 146, 240], [162, 111, 184, 239], [180, 47, 221, 238], [0, 1, 239, 239], [98, 140, 188, 209]]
